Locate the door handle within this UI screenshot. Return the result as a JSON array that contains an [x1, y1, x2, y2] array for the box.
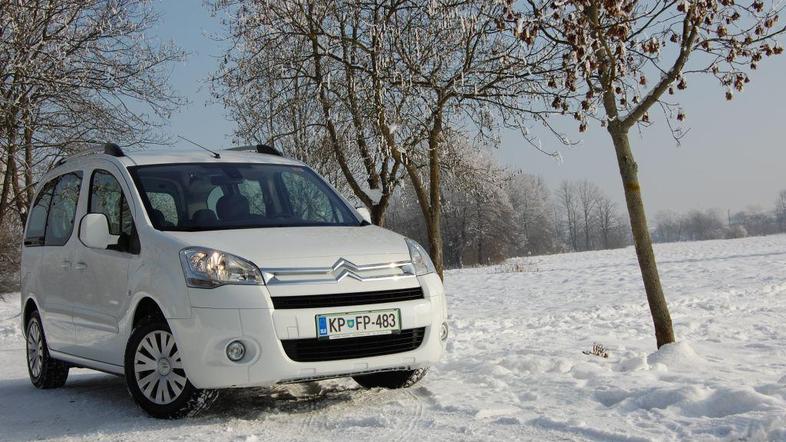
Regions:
[[60, 260, 71, 269], [73, 262, 88, 271]]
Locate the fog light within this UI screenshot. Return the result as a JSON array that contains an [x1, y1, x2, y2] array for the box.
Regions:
[[226, 340, 246, 362], [440, 322, 449, 341]]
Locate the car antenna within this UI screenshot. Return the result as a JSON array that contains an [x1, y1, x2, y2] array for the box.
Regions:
[[177, 135, 221, 159]]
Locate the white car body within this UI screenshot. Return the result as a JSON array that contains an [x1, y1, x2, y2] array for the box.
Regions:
[[20, 147, 447, 395]]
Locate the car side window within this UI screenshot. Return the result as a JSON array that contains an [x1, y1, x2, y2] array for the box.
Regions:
[[89, 169, 139, 253], [24, 179, 58, 246], [90, 170, 132, 236], [44, 172, 83, 246]]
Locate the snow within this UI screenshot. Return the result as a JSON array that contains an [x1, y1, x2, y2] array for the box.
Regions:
[[2, 235, 786, 440]]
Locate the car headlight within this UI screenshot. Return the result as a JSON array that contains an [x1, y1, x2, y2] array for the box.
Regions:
[[179, 247, 264, 288], [406, 238, 436, 276]]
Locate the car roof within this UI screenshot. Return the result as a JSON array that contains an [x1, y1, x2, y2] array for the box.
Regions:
[[118, 148, 304, 167], [51, 147, 305, 171], [38, 148, 308, 192]]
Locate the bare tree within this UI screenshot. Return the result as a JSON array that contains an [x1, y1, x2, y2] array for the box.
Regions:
[[596, 194, 618, 249], [776, 190, 786, 232], [557, 181, 580, 251], [507, 174, 558, 256], [0, 0, 184, 224], [653, 210, 684, 243], [214, 0, 553, 277], [727, 207, 774, 236], [506, 0, 785, 347], [211, 1, 404, 224], [577, 180, 601, 250]]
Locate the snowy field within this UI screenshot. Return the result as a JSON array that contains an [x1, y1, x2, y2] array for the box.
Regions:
[[2, 235, 786, 441]]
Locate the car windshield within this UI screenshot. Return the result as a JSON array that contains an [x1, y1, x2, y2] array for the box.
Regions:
[[129, 163, 361, 231]]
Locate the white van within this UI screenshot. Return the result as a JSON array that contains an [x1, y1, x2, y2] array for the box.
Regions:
[[20, 144, 448, 418]]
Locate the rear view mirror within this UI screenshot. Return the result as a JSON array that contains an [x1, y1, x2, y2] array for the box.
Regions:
[[356, 207, 372, 224], [80, 213, 115, 249]]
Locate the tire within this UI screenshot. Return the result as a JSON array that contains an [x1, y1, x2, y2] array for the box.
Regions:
[[124, 320, 219, 419], [353, 368, 429, 389], [26, 311, 69, 389]]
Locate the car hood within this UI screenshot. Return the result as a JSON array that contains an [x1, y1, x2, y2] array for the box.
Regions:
[[165, 225, 411, 268]]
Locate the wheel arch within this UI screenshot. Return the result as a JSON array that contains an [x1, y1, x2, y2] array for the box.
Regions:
[[22, 297, 39, 335], [131, 296, 167, 328]]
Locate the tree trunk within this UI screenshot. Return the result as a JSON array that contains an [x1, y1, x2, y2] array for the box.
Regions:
[[426, 215, 444, 278], [0, 114, 17, 222], [0, 149, 12, 223], [370, 201, 388, 227], [584, 214, 591, 251], [23, 110, 35, 213], [427, 112, 445, 278], [609, 123, 675, 348]]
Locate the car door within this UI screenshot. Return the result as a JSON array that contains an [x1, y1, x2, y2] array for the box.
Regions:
[[71, 164, 140, 364], [29, 172, 84, 353]]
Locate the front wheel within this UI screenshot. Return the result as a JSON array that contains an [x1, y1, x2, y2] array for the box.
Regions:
[[353, 368, 428, 389], [26, 311, 69, 389], [124, 321, 219, 419]]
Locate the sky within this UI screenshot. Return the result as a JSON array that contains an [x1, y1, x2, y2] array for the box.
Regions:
[[152, 1, 786, 216]]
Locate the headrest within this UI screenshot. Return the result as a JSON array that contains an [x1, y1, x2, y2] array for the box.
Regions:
[[150, 209, 167, 227], [192, 209, 218, 226], [216, 194, 250, 221]]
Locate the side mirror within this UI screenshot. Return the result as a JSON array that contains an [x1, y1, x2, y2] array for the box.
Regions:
[[80, 213, 114, 249], [355, 207, 372, 224]]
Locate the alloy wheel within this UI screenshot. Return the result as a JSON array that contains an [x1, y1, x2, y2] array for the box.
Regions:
[[26, 320, 44, 378]]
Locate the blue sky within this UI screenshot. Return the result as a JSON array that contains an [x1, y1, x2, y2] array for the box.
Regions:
[[152, 1, 786, 215]]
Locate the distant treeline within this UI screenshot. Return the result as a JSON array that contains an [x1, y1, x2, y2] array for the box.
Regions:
[[653, 190, 786, 243], [385, 169, 786, 269]]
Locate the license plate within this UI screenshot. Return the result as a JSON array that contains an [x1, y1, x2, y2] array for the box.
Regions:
[[316, 309, 401, 340]]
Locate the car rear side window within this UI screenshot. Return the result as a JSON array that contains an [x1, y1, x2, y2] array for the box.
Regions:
[[24, 179, 57, 246], [44, 172, 83, 246]]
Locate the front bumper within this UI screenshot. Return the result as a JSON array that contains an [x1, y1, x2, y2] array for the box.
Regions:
[[168, 274, 447, 389]]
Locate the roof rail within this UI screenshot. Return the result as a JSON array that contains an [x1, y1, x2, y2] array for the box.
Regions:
[[227, 144, 283, 157], [103, 142, 125, 157], [54, 142, 125, 167]]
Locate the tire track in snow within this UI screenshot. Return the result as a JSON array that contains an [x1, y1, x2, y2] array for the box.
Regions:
[[291, 382, 330, 438], [387, 387, 429, 442]]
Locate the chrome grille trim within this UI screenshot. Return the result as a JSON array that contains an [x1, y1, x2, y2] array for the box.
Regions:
[[261, 259, 416, 286]]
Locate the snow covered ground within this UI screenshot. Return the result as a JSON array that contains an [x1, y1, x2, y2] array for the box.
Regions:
[[2, 235, 786, 441]]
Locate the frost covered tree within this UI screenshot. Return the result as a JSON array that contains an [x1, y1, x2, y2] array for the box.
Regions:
[[214, 0, 552, 277], [556, 179, 627, 251], [507, 174, 558, 256], [596, 194, 626, 249], [775, 190, 786, 232], [211, 0, 407, 224], [504, 0, 785, 347], [441, 142, 516, 266], [557, 181, 580, 250], [577, 180, 601, 250], [0, 0, 184, 224]]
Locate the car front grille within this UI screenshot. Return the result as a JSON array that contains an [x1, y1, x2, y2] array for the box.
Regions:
[[281, 328, 426, 362], [270, 287, 424, 309]]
